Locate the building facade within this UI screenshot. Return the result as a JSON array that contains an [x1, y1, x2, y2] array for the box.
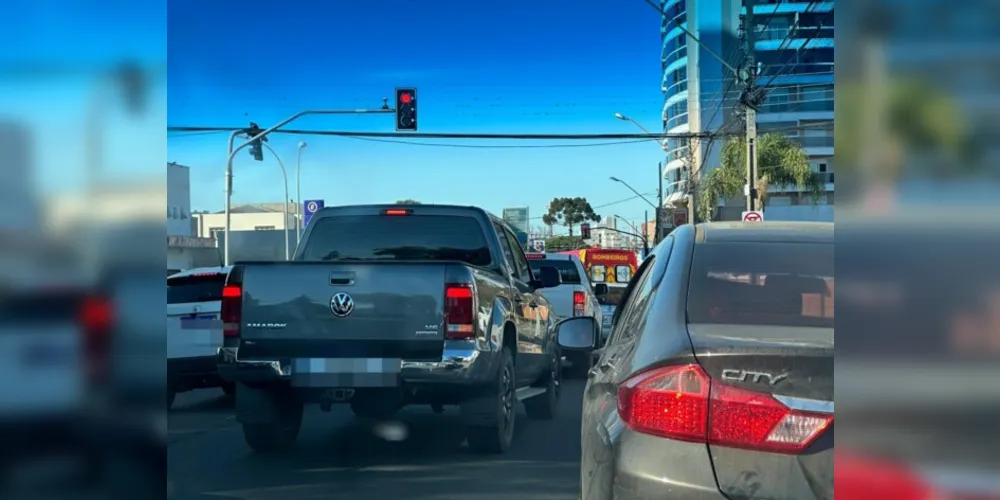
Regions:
[[660, 0, 834, 221], [193, 203, 299, 240], [167, 162, 217, 272]]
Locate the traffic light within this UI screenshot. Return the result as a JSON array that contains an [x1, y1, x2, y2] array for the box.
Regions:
[[247, 121, 266, 161], [395, 87, 417, 131], [581, 223, 591, 240]]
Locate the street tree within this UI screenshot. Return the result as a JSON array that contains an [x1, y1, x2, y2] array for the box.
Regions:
[[697, 133, 821, 221], [544, 235, 588, 252], [544, 197, 601, 236], [395, 199, 421, 204]]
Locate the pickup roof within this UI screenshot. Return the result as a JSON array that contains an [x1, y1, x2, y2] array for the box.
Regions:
[[218, 204, 567, 454]]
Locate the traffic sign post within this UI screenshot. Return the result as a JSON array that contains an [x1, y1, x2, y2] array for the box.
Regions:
[[303, 199, 325, 228], [742, 210, 764, 222]]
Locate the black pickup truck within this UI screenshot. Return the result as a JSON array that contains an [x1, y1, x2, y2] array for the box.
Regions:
[[218, 204, 567, 453]]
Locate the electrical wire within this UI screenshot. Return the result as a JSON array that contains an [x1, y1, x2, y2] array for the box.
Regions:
[[166, 126, 726, 140], [527, 191, 659, 220], [760, 0, 830, 88], [341, 136, 657, 149]]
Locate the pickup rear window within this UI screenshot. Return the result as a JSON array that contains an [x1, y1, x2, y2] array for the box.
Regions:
[[528, 259, 582, 284], [167, 274, 226, 304], [301, 215, 492, 267], [687, 242, 833, 328]]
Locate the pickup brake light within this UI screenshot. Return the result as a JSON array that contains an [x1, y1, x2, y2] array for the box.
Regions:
[[444, 283, 475, 340], [221, 284, 242, 338], [573, 291, 585, 316], [383, 208, 412, 216], [79, 294, 113, 382]]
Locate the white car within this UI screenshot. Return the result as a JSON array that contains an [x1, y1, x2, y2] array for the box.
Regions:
[[526, 253, 606, 377], [167, 266, 232, 408]]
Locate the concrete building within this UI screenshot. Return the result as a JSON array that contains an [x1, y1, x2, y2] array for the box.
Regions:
[[193, 202, 299, 240], [660, 0, 834, 221], [167, 162, 217, 272], [589, 216, 641, 250]]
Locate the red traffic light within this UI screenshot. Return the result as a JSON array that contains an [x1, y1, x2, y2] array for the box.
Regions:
[[400, 93, 412, 104]]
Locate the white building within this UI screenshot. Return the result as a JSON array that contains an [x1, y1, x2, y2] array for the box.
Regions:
[[193, 202, 299, 239], [167, 162, 215, 272], [0, 121, 40, 232]]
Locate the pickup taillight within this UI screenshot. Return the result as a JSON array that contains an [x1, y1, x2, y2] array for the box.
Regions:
[[221, 284, 242, 338], [444, 283, 475, 340], [573, 291, 585, 317], [79, 294, 113, 383]]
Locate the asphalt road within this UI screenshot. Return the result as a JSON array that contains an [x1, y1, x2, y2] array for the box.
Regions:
[[168, 378, 587, 500]]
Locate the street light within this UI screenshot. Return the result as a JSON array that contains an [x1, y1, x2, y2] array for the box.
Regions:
[[614, 112, 667, 215], [260, 142, 292, 261], [609, 176, 657, 210], [613, 112, 667, 151], [296, 141, 307, 241], [614, 215, 648, 254], [223, 107, 394, 265]]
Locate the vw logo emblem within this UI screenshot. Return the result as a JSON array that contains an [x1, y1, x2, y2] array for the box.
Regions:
[[330, 292, 355, 317]]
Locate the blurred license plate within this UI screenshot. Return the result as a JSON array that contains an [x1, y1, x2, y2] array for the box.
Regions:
[[22, 342, 75, 366], [294, 358, 401, 374], [180, 314, 218, 329], [292, 358, 401, 388]]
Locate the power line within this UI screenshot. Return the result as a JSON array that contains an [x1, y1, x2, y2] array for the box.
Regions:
[[528, 191, 659, 220], [762, 19, 832, 88], [342, 136, 657, 149], [642, 0, 738, 75], [166, 126, 726, 140]]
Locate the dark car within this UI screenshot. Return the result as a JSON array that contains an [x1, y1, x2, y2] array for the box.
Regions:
[[218, 204, 564, 454], [554, 221, 833, 500]]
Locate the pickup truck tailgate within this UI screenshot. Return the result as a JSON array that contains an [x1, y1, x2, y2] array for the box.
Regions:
[[238, 262, 447, 362]]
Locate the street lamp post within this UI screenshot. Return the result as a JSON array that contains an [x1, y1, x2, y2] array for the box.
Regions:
[[223, 107, 394, 265], [609, 176, 658, 210], [614, 215, 648, 255], [261, 143, 291, 261], [296, 141, 307, 241]]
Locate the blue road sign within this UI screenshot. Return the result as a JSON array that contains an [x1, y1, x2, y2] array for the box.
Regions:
[[303, 199, 325, 228]]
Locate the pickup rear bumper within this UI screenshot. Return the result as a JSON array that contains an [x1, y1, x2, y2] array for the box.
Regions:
[[217, 340, 499, 389]]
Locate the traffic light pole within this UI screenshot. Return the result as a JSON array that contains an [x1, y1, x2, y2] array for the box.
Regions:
[[223, 108, 394, 266]]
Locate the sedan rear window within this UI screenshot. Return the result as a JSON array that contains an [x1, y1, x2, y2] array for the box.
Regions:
[[167, 274, 227, 304], [687, 242, 833, 328], [528, 259, 582, 284], [301, 215, 492, 267]]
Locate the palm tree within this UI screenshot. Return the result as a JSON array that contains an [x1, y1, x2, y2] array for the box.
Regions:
[[837, 78, 971, 183], [697, 133, 822, 221]]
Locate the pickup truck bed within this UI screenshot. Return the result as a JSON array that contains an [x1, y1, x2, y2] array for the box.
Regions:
[[218, 204, 566, 454]]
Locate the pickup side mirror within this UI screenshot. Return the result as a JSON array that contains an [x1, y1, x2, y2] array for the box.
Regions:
[[554, 316, 598, 352], [593, 283, 609, 297], [533, 266, 562, 289]]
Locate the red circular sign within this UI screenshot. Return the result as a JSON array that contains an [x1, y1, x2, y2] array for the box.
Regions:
[[743, 212, 762, 222]]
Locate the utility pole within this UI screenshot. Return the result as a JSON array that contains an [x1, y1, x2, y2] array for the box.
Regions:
[[656, 161, 664, 245], [742, 0, 760, 212]]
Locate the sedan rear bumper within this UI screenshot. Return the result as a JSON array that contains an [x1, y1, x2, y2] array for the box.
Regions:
[[609, 430, 725, 500]]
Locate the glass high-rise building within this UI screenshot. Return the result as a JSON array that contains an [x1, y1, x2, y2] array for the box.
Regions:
[[660, 0, 834, 221]]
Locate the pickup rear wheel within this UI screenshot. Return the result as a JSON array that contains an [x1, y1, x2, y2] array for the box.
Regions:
[[524, 350, 560, 420], [465, 346, 516, 454], [241, 400, 304, 453], [167, 385, 176, 410]]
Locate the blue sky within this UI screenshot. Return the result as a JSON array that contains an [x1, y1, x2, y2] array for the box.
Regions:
[[167, 0, 669, 230]]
